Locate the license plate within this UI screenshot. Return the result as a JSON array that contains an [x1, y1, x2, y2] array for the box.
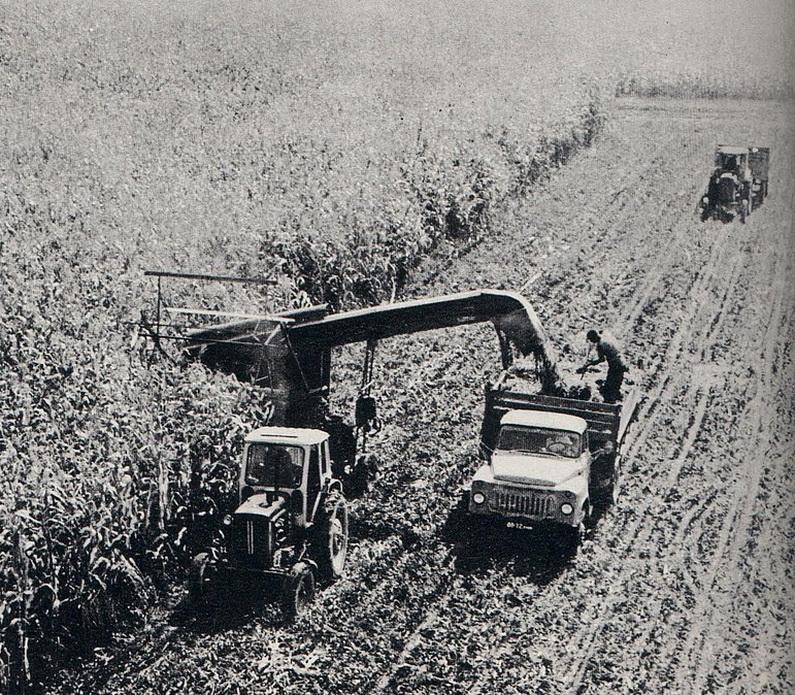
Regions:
[[506, 521, 534, 530]]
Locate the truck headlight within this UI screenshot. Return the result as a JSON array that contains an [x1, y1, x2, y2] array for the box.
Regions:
[[222, 514, 233, 526], [472, 491, 486, 505], [560, 503, 574, 515]]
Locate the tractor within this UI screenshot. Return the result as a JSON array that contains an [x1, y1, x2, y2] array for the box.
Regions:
[[188, 426, 349, 620], [699, 145, 770, 223]]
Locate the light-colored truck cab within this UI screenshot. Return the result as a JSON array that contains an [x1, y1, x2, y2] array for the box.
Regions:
[[469, 410, 592, 548]]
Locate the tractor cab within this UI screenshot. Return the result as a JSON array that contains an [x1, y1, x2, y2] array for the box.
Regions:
[[714, 146, 750, 181], [238, 427, 337, 527], [187, 425, 349, 621]]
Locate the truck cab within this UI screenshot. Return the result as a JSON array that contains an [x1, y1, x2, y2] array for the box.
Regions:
[[463, 379, 640, 554], [469, 411, 592, 540]]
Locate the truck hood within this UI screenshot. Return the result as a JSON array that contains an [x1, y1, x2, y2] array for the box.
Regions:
[[491, 453, 586, 487]]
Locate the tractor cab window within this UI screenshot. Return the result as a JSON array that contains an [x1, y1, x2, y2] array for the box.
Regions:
[[245, 444, 304, 488], [496, 426, 582, 459], [718, 153, 746, 175], [307, 445, 321, 498]]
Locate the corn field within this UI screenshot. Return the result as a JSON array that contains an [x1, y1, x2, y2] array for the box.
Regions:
[[1, 0, 793, 692]]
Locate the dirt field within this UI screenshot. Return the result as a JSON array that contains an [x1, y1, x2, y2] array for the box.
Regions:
[[56, 96, 794, 695]]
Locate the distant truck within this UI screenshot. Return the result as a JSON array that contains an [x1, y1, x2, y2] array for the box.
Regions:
[[699, 145, 770, 223], [465, 373, 640, 553]]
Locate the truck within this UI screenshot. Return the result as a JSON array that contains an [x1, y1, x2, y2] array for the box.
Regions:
[[143, 277, 567, 618], [464, 367, 640, 554], [699, 145, 770, 223]]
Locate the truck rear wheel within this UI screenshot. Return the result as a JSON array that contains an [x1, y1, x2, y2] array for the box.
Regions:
[[313, 493, 349, 583], [607, 463, 621, 507], [592, 455, 621, 512], [280, 562, 315, 622]]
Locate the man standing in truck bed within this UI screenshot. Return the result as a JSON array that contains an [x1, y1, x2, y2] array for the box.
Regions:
[[577, 329, 628, 404]]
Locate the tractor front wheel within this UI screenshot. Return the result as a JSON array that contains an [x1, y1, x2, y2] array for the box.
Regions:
[[280, 562, 315, 622]]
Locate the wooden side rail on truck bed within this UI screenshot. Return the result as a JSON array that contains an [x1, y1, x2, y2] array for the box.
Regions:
[[482, 385, 641, 453]]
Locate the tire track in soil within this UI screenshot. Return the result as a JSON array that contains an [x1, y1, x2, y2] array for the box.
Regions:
[[668, 180, 794, 694], [555, 182, 757, 691], [563, 110, 794, 694], [563, 213, 779, 693]]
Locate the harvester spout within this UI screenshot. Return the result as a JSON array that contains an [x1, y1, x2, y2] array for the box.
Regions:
[[285, 289, 563, 394], [183, 288, 563, 396]]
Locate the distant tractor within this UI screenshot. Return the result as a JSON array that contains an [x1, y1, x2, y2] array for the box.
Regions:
[[189, 426, 349, 620], [700, 145, 770, 223]]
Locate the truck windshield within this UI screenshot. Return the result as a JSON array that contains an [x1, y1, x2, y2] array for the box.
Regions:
[[245, 444, 304, 487], [496, 426, 581, 458]]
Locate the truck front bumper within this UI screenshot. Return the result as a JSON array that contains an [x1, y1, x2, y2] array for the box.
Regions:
[[469, 485, 585, 527]]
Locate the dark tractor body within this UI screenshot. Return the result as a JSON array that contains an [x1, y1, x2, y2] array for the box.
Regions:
[[700, 145, 770, 223]]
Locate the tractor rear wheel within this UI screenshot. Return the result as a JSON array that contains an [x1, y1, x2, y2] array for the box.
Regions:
[[739, 198, 749, 223], [188, 552, 216, 607], [280, 562, 315, 622], [313, 492, 349, 583]]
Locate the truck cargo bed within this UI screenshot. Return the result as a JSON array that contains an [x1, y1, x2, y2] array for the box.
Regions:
[[481, 382, 640, 454]]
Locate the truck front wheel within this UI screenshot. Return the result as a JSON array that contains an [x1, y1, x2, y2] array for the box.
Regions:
[[558, 522, 585, 557], [281, 562, 315, 622]]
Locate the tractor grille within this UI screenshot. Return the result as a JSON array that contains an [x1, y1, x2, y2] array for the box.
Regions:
[[493, 490, 552, 518], [229, 515, 271, 569]]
